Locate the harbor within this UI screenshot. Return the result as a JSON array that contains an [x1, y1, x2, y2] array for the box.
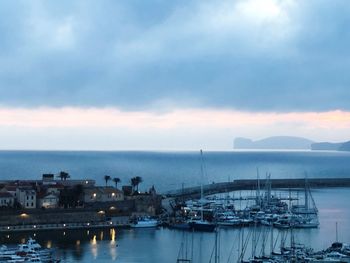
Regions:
[[0, 152, 350, 262], [1, 188, 350, 262], [1, 173, 350, 263], [0, 176, 346, 233]]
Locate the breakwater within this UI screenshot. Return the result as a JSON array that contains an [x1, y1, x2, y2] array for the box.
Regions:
[[164, 177, 350, 199]]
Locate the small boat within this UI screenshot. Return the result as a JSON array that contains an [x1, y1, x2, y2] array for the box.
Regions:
[[168, 221, 191, 230], [310, 251, 350, 262], [294, 217, 319, 228], [217, 216, 241, 227], [27, 238, 42, 250], [130, 217, 159, 228], [188, 219, 216, 232]]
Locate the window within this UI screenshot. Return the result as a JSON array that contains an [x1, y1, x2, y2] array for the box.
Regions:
[[31, 202, 34, 207], [27, 196, 29, 200], [31, 196, 34, 200], [26, 202, 29, 207]]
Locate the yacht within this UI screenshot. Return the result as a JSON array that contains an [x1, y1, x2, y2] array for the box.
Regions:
[[130, 217, 159, 228]]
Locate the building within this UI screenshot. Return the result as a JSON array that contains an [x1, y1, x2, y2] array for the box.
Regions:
[[2, 186, 17, 199], [0, 192, 15, 207], [16, 188, 37, 209], [46, 184, 64, 195], [37, 193, 59, 208], [84, 187, 124, 203], [42, 173, 55, 185]]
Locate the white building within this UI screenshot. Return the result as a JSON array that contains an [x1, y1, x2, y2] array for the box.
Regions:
[[16, 188, 37, 209], [37, 193, 59, 208], [0, 192, 15, 207]]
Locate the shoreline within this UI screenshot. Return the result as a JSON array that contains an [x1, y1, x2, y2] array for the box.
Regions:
[[0, 220, 131, 233]]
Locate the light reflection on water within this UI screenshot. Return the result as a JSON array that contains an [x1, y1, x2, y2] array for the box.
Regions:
[[1, 188, 350, 262]]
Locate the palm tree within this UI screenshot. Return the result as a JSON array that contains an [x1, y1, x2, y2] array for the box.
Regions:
[[131, 177, 138, 193], [113, 178, 121, 189], [135, 176, 143, 192], [104, 175, 111, 187], [57, 171, 70, 181], [131, 176, 143, 193]]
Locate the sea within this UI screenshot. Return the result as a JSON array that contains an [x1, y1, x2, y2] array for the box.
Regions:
[[0, 150, 350, 262]]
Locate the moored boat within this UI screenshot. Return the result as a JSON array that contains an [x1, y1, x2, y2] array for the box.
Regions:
[[188, 219, 216, 232], [130, 217, 159, 228]]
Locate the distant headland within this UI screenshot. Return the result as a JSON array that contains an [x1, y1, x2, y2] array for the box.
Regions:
[[234, 136, 350, 151]]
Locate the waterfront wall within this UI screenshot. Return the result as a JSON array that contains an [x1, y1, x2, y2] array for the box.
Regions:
[[164, 177, 350, 199], [0, 195, 162, 228], [0, 210, 104, 226]]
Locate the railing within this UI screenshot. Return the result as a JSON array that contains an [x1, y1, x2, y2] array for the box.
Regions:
[[0, 220, 130, 232]]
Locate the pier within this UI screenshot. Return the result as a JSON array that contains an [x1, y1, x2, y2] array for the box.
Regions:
[[164, 177, 350, 199]]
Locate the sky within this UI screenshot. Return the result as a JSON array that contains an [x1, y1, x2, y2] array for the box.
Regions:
[[0, 0, 349, 150]]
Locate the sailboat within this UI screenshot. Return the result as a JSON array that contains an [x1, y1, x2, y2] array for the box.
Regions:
[[291, 177, 319, 228], [188, 150, 216, 232], [291, 177, 318, 215]]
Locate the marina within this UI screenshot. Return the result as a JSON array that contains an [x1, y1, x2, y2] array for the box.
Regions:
[[1, 151, 350, 262], [2, 187, 349, 262]]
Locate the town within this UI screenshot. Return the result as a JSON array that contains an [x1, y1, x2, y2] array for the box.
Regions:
[[0, 172, 162, 232]]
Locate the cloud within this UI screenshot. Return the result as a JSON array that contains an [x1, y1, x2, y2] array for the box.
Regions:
[[0, 106, 349, 150], [0, 0, 349, 111]]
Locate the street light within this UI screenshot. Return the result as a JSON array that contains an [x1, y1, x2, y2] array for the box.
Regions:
[[20, 213, 28, 218]]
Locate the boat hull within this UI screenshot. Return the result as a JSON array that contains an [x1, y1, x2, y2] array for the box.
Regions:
[[189, 221, 216, 232]]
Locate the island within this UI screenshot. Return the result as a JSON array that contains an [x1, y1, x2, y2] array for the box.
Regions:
[[234, 136, 314, 150], [311, 141, 350, 151], [234, 136, 350, 151]]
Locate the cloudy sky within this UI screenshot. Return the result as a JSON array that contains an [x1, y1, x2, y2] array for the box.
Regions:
[[0, 0, 349, 150]]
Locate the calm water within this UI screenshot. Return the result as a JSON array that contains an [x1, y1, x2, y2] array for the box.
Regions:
[[0, 150, 349, 191], [0, 150, 350, 262]]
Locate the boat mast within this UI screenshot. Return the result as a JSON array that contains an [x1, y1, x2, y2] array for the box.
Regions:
[[304, 176, 309, 211], [214, 228, 218, 263], [270, 225, 274, 255], [200, 149, 204, 221], [256, 168, 261, 207], [336, 222, 338, 242]]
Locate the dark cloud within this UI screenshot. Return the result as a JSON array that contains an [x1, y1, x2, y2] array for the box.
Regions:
[[0, 0, 349, 111]]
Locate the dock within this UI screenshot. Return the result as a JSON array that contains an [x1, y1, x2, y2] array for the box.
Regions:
[[164, 177, 350, 199]]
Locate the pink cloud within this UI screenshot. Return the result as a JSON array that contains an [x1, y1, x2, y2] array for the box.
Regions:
[[0, 107, 349, 131]]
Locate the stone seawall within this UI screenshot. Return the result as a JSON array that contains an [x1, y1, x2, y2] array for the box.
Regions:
[[165, 177, 350, 199], [0, 211, 105, 226]]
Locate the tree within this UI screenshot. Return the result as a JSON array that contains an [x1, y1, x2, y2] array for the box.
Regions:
[[104, 175, 111, 187], [131, 176, 143, 193], [57, 171, 70, 181], [135, 176, 143, 192], [131, 177, 137, 193], [113, 178, 121, 189]]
